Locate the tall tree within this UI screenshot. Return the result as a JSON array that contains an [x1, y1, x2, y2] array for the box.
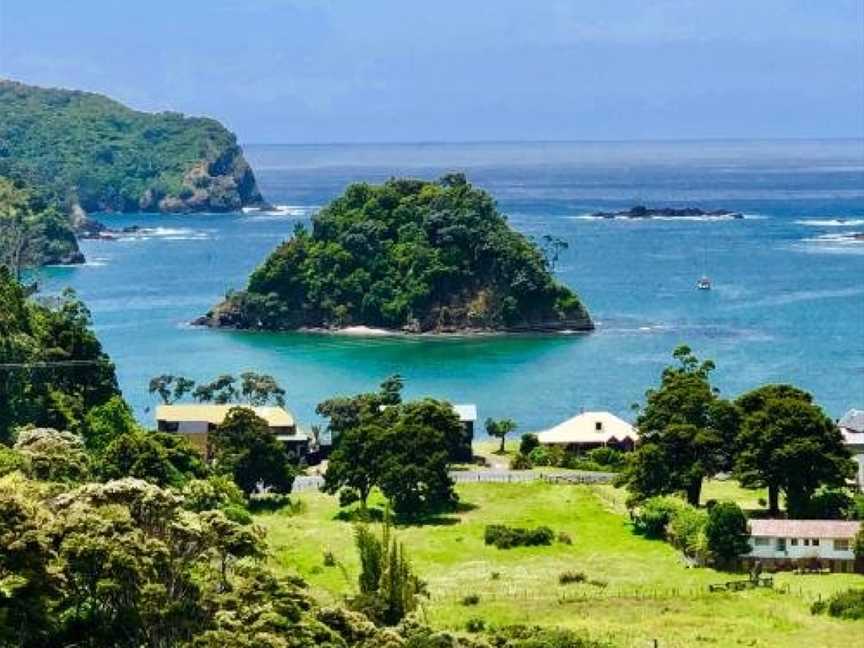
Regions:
[[208, 407, 295, 494], [734, 384, 854, 516], [322, 423, 389, 513], [485, 418, 518, 454], [239, 371, 286, 407], [620, 345, 729, 506]]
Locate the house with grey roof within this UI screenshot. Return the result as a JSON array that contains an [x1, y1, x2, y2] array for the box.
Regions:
[[839, 409, 864, 490]]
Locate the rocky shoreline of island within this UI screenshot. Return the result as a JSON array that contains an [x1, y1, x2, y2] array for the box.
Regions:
[[591, 205, 744, 220]]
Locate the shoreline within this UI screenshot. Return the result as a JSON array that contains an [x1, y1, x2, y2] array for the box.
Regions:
[[190, 321, 595, 338]]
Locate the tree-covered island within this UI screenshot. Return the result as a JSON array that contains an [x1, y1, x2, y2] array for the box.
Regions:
[[197, 174, 593, 333]]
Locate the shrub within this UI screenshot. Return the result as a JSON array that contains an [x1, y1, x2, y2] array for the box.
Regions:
[[519, 433, 540, 456], [182, 475, 245, 512], [705, 501, 750, 568], [323, 550, 337, 567], [588, 579, 608, 589], [811, 588, 864, 620], [491, 571, 501, 580], [465, 617, 485, 632], [461, 593, 480, 606], [510, 453, 533, 470], [666, 505, 708, 557], [484, 524, 554, 549], [247, 491, 293, 512], [559, 571, 586, 585], [805, 488, 855, 520], [854, 529, 864, 560], [557, 531, 573, 545], [632, 496, 690, 539], [528, 445, 564, 467], [220, 504, 253, 525]]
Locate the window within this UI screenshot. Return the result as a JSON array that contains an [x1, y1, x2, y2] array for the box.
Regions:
[[803, 539, 810, 546], [790, 538, 798, 546], [812, 539, 820, 547], [595, 421, 603, 431], [754, 537, 770, 546], [834, 539, 850, 551]]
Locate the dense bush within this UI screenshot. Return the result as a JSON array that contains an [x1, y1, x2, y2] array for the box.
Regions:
[[519, 433, 540, 456], [212, 174, 591, 332], [631, 496, 691, 539], [484, 524, 555, 549], [460, 593, 480, 606], [558, 571, 587, 585], [705, 501, 751, 568], [811, 588, 864, 620], [510, 453, 534, 470]]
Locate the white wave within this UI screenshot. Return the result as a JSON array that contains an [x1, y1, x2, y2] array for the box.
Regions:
[[794, 218, 864, 227], [245, 204, 319, 218], [113, 226, 211, 241], [802, 232, 864, 244]]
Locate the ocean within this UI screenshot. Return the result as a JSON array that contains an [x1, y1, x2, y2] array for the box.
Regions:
[[41, 139, 864, 433]]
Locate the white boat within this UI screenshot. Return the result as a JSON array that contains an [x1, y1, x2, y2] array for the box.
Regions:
[[696, 276, 712, 290]]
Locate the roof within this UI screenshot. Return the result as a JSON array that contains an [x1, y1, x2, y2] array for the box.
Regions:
[[453, 404, 477, 422], [536, 411, 637, 445], [156, 404, 295, 428], [749, 519, 861, 540], [839, 409, 864, 434]]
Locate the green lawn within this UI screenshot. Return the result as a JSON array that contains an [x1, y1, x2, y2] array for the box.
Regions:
[[257, 482, 863, 648]]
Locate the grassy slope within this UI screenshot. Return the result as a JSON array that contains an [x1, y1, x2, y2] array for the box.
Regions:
[[257, 482, 863, 648]]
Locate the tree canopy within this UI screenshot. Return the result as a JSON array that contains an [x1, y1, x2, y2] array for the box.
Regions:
[[0, 268, 119, 444], [203, 174, 592, 333], [619, 346, 737, 506], [734, 384, 853, 516]]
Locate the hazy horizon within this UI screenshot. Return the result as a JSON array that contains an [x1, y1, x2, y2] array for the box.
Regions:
[[2, 1, 863, 144]]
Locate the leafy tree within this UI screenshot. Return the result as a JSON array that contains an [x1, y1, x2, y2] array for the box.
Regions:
[[13, 427, 90, 483], [208, 407, 295, 494], [619, 345, 731, 506], [351, 516, 427, 626], [0, 269, 119, 443], [194, 374, 239, 404], [377, 414, 458, 519], [206, 176, 591, 332], [734, 384, 854, 516], [705, 502, 750, 569], [519, 433, 540, 456], [83, 394, 140, 450], [239, 371, 286, 407], [97, 431, 208, 487], [486, 417, 518, 454], [323, 423, 388, 514]]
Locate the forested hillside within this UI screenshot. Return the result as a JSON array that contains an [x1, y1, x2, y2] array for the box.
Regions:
[[0, 80, 265, 213], [200, 174, 592, 333]]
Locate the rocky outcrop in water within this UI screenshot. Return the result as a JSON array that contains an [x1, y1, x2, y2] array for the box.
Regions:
[[592, 205, 743, 219]]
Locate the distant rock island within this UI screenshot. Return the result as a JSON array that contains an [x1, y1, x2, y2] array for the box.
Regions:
[[196, 174, 593, 334], [592, 205, 744, 220], [0, 80, 267, 216]]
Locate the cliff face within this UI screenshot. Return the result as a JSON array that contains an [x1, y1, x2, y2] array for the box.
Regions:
[[196, 175, 594, 335], [0, 80, 267, 216]]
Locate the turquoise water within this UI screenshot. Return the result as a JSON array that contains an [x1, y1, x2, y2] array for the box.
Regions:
[[41, 140, 864, 432]]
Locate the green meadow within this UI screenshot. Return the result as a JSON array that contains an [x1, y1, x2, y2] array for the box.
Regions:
[[257, 480, 863, 648]]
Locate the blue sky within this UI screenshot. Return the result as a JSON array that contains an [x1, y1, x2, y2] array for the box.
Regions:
[[1, 0, 862, 143]]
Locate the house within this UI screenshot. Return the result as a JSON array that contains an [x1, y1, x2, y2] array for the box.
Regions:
[[536, 411, 638, 452], [156, 404, 306, 458], [452, 404, 477, 462], [839, 409, 864, 490], [743, 519, 861, 573]]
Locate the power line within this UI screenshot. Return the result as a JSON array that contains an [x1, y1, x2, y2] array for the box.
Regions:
[[0, 360, 108, 369]]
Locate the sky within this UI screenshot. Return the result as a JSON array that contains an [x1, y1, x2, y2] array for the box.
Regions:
[[1, 0, 863, 144]]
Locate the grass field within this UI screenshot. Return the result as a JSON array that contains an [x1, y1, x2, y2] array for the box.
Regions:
[[257, 481, 862, 648]]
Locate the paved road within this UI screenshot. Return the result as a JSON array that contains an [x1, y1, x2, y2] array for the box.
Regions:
[[292, 469, 614, 493]]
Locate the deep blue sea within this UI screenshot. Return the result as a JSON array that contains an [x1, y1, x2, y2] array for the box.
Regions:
[[41, 140, 864, 433]]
